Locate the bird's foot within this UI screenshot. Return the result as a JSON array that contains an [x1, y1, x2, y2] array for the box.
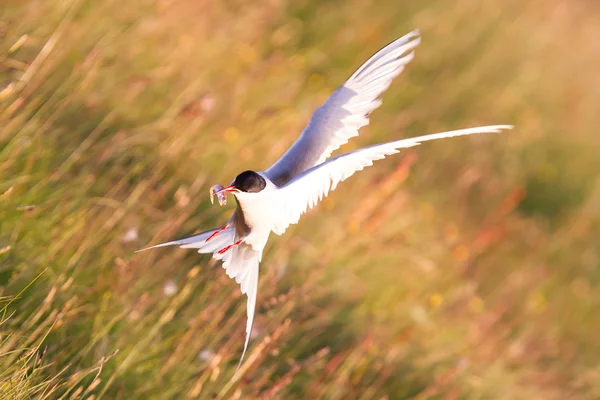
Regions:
[[205, 225, 228, 243], [217, 239, 242, 255]]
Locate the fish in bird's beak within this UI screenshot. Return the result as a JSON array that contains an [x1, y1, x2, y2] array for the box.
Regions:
[[210, 184, 239, 206]]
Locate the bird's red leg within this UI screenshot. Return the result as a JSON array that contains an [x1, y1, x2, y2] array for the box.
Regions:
[[205, 225, 228, 243], [217, 239, 242, 255]]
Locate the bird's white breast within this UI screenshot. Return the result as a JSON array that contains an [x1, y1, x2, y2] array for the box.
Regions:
[[234, 188, 281, 250]]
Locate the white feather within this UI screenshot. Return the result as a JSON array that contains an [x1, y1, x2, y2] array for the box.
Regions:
[[265, 30, 422, 186], [270, 125, 513, 235], [138, 226, 261, 375], [221, 243, 261, 374]]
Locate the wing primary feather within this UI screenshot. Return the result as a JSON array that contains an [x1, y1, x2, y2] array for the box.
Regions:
[[270, 125, 513, 235], [135, 228, 221, 252], [351, 30, 421, 81], [265, 30, 422, 186]]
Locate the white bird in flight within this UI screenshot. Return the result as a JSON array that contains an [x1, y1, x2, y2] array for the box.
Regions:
[[140, 29, 512, 374]]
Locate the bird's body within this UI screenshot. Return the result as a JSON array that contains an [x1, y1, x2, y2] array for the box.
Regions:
[[140, 29, 512, 374], [233, 175, 276, 247]]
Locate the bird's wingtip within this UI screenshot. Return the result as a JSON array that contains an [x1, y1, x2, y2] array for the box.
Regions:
[[134, 241, 178, 253], [497, 124, 514, 130], [403, 29, 421, 44], [479, 124, 514, 133]]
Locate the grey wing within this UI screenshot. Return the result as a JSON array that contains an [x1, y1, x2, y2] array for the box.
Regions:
[[264, 30, 421, 186]]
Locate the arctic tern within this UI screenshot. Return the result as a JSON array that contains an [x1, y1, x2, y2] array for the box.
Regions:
[[140, 29, 512, 373]]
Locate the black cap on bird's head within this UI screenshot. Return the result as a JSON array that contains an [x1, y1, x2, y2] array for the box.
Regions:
[[210, 170, 266, 205], [232, 170, 266, 193]]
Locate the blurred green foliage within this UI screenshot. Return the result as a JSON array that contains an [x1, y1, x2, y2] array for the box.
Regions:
[[1, 0, 599, 398]]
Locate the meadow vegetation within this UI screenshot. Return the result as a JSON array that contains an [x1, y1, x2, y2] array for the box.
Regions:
[[1, 0, 599, 398]]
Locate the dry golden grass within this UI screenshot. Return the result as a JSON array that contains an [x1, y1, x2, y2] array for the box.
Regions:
[[2, 0, 600, 398]]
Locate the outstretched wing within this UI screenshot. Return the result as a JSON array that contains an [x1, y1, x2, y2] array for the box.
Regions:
[[270, 125, 513, 235], [137, 223, 261, 375], [264, 30, 421, 186], [136, 227, 232, 253]]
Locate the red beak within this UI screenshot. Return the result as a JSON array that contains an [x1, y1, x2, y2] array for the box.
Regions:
[[218, 185, 239, 194]]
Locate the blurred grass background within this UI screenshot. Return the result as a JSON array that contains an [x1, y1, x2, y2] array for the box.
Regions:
[[1, 0, 599, 398]]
